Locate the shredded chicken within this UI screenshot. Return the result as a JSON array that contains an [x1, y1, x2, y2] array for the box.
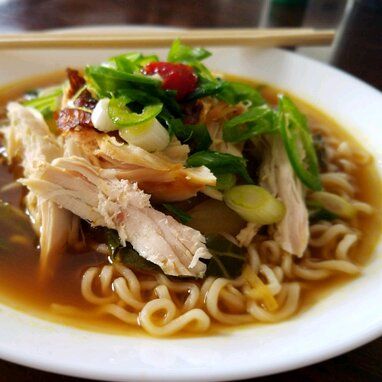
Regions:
[[22, 156, 212, 278], [198, 97, 245, 157], [3, 103, 83, 276], [259, 135, 309, 257], [63, 130, 216, 202]]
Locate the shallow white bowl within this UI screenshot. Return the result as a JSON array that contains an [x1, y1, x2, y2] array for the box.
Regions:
[[0, 27, 382, 381]]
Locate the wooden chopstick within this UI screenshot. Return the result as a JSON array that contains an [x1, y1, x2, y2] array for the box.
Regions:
[[0, 28, 335, 49]]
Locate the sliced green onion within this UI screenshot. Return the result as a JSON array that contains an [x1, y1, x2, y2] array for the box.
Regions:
[[308, 191, 357, 219], [186, 150, 253, 184], [108, 97, 163, 127], [91, 98, 117, 132], [214, 173, 236, 191], [224, 185, 285, 225], [119, 118, 170, 152], [278, 95, 322, 191]]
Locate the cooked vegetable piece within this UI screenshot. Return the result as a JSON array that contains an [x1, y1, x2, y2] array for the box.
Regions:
[[22, 87, 62, 118], [91, 98, 117, 132], [167, 39, 212, 63], [119, 118, 170, 152], [162, 203, 192, 224], [308, 191, 357, 219], [159, 110, 211, 152], [105, 215, 168, 273], [108, 97, 162, 127], [185, 79, 227, 101], [214, 173, 236, 191], [85, 66, 161, 97], [186, 150, 253, 184], [224, 185, 285, 225], [205, 234, 245, 279], [110, 52, 159, 73], [188, 199, 244, 235], [105, 228, 121, 255], [223, 105, 277, 143], [278, 95, 322, 191], [112, 245, 162, 273], [218, 81, 265, 107]]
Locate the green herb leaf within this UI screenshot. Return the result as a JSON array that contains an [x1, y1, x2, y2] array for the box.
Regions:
[[167, 39, 211, 63], [105, 229, 121, 255], [218, 81, 265, 106], [185, 78, 227, 101], [158, 110, 211, 152], [223, 105, 277, 143], [112, 244, 161, 273], [163, 203, 192, 224], [85, 66, 160, 97], [205, 234, 245, 279], [105, 228, 162, 272], [186, 150, 253, 184], [278, 95, 322, 191], [110, 53, 158, 73]]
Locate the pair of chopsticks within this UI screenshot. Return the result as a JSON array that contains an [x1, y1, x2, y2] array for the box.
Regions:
[[0, 28, 335, 49]]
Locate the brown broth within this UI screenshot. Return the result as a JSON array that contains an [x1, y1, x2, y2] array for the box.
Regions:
[[0, 71, 381, 337]]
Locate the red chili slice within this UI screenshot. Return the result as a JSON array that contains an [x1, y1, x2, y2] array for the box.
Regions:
[[144, 62, 198, 100]]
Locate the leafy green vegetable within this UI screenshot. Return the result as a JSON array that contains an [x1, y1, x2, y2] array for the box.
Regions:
[[113, 244, 161, 273], [108, 96, 162, 127], [214, 173, 236, 191], [22, 87, 62, 118], [105, 229, 121, 255], [186, 150, 253, 184], [205, 234, 245, 279], [167, 39, 212, 63], [106, 228, 162, 272], [158, 110, 211, 152], [85, 66, 160, 97], [162, 203, 192, 224], [278, 95, 322, 191], [223, 105, 277, 143], [110, 52, 158, 73], [218, 81, 265, 106], [185, 79, 227, 101]]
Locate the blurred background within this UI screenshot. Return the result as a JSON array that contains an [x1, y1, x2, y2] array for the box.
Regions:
[[0, 0, 381, 88], [0, 0, 382, 381]]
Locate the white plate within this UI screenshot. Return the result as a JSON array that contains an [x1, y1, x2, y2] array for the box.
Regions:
[[0, 26, 382, 382]]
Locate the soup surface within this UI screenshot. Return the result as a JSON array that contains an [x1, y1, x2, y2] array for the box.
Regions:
[[0, 71, 381, 336]]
